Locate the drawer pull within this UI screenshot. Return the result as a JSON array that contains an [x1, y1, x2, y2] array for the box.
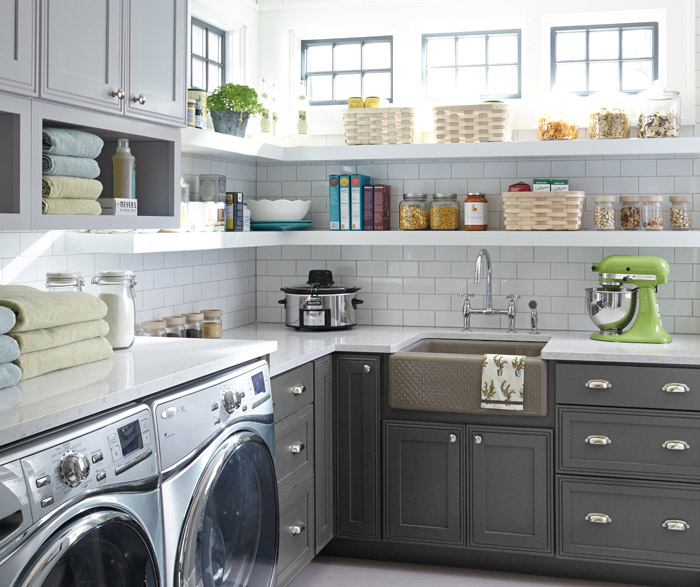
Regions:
[[585, 513, 612, 525], [290, 442, 305, 454], [663, 519, 690, 532], [662, 440, 690, 451], [663, 383, 690, 394], [585, 379, 612, 390], [363, 364, 371, 374], [585, 435, 612, 446], [292, 384, 306, 396], [474, 435, 482, 445], [290, 522, 306, 536], [449, 434, 457, 443]]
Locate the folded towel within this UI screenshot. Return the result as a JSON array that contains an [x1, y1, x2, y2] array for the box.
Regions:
[[0, 363, 21, 388], [18, 358, 112, 402], [481, 354, 525, 411], [42, 154, 100, 179], [0, 385, 21, 411], [15, 336, 113, 380], [0, 335, 20, 363], [42, 128, 104, 159], [10, 319, 109, 354], [42, 198, 102, 215], [0, 285, 107, 333], [42, 176, 103, 200], [0, 307, 16, 335]]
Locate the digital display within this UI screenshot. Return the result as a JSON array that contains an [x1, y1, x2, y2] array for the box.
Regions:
[[252, 371, 266, 396], [117, 419, 143, 457]]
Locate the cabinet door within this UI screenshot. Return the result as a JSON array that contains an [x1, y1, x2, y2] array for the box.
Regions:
[[385, 421, 464, 545], [126, 0, 185, 125], [469, 426, 552, 554], [314, 356, 333, 552], [0, 0, 36, 95], [41, 0, 124, 114], [335, 354, 380, 539]]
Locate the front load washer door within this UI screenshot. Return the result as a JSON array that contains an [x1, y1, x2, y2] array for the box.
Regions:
[[177, 431, 278, 587], [16, 510, 159, 587]]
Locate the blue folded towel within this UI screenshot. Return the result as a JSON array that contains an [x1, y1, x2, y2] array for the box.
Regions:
[[0, 363, 21, 389], [42, 128, 104, 159], [0, 336, 19, 363], [0, 385, 20, 411], [0, 307, 15, 335], [42, 155, 100, 179]]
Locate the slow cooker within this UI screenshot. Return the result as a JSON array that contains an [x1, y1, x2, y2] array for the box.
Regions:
[[279, 270, 363, 330]]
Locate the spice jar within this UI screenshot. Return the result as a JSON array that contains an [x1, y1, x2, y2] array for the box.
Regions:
[[430, 194, 460, 230], [593, 196, 616, 230], [641, 196, 664, 230], [399, 194, 429, 230], [670, 195, 691, 230], [637, 81, 680, 138], [619, 196, 641, 230], [588, 92, 630, 139], [45, 271, 85, 292], [163, 315, 186, 338], [464, 193, 488, 230], [91, 270, 136, 350], [141, 321, 166, 337], [183, 312, 204, 338], [201, 309, 223, 338]]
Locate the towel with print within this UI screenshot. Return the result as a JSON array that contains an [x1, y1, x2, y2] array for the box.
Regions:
[[480, 353, 525, 411]]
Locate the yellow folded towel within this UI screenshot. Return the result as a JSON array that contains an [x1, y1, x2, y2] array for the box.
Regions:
[[17, 358, 112, 402], [14, 336, 113, 380], [0, 285, 107, 333], [10, 319, 109, 353], [42, 176, 103, 199], [42, 198, 102, 215]]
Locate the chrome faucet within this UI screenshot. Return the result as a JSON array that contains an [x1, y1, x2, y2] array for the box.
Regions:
[[474, 249, 493, 310]]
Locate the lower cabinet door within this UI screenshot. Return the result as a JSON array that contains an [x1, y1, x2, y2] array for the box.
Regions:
[[384, 421, 464, 545], [469, 426, 552, 554], [277, 475, 315, 587]]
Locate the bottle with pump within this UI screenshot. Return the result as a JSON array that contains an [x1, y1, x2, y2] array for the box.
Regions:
[[112, 138, 135, 199]]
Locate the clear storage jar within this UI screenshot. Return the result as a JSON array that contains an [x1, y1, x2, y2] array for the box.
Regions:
[[45, 271, 85, 292], [399, 194, 429, 230], [588, 92, 630, 139], [430, 194, 460, 230], [619, 196, 641, 230], [91, 270, 136, 350], [537, 91, 580, 140], [637, 81, 680, 138], [593, 196, 616, 230], [184, 312, 204, 338], [163, 315, 186, 338], [670, 195, 691, 230], [201, 309, 222, 339], [641, 195, 664, 230], [141, 321, 166, 337]]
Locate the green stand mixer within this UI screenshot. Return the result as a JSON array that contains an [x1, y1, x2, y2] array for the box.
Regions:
[[585, 255, 671, 344]]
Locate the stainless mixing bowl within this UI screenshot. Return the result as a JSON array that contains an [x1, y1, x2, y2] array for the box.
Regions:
[[585, 287, 638, 335]]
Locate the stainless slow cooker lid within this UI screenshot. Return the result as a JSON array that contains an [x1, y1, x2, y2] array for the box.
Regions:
[[280, 269, 360, 295]]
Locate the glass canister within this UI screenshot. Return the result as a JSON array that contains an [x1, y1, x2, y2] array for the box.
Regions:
[[184, 312, 204, 338], [163, 315, 186, 338], [201, 309, 223, 339], [637, 81, 680, 138], [588, 92, 630, 139], [537, 90, 580, 140], [593, 196, 616, 230], [141, 321, 166, 337], [670, 195, 691, 230], [641, 195, 664, 230], [464, 193, 488, 230], [430, 194, 460, 230], [91, 270, 137, 350], [399, 194, 429, 230], [45, 271, 85, 292], [619, 196, 641, 230]]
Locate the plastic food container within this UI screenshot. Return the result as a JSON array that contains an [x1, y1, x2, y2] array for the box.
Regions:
[[430, 194, 459, 230], [619, 196, 641, 230], [399, 194, 429, 230], [670, 195, 691, 230], [637, 81, 680, 138], [641, 195, 664, 230], [588, 92, 630, 139], [593, 196, 616, 230]]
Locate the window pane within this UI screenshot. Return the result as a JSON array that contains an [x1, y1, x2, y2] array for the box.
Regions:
[[308, 76, 332, 102], [556, 31, 586, 61], [456, 67, 486, 98], [487, 34, 518, 65], [555, 62, 587, 92], [363, 42, 391, 70], [426, 37, 455, 67], [192, 58, 205, 89], [306, 45, 332, 73], [208, 31, 221, 63], [426, 68, 456, 100], [589, 62, 619, 92], [208, 64, 222, 93], [457, 35, 485, 66], [334, 43, 361, 71], [622, 28, 653, 59], [192, 25, 205, 57], [622, 60, 653, 91], [589, 29, 619, 60], [334, 73, 361, 101], [487, 65, 518, 95], [364, 72, 391, 100]]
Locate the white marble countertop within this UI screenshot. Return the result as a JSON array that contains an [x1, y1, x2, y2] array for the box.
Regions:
[[0, 336, 276, 447]]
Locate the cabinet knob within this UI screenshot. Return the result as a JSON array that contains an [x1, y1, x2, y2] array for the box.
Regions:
[[292, 384, 306, 396], [585, 435, 612, 446], [110, 88, 125, 100], [663, 383, 690, 394], [290, 442, 305, 454], [474, 435, 482, 445], [662, 440, 690, 451], [663, 519, 690, 532], [448, 434, 457, 443], [133, 93, 146, 105], [363, 364, 371, 373], [291, 522, 306, 536], [585, 379, 612, 390], [585, 513, 612, 524]]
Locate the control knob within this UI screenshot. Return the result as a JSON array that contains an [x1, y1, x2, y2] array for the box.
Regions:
[[222, 389, 244, 413], [59, 450, 91, 487]]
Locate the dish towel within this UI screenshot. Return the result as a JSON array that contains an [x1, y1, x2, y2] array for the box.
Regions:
[[42, 154, 100, 179], [14, 336, 113, 380], [0, 335, 20, 364], [42, 198, 102, 215], [0, 307, 16, 335], [11, 319, 109, 353], [42, 128, 104, 159], [0, 363, 22, 389], [481, 354, 525, 411], [42, 176, 103, 200]]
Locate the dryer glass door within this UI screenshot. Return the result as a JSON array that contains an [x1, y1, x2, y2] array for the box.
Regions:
[[178, 431, 278, 587]]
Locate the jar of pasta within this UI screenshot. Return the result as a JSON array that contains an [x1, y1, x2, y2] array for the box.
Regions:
[[399, 194, 429, 230], [430, 194, 459, 230], [538, 91, 580, 140]]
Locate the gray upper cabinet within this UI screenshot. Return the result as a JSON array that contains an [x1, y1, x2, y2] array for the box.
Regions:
[[0, 0, 37, 96]]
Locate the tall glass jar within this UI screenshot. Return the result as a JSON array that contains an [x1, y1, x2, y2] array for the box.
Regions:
[[670, 195, 691, 230], [641, 196, 664, 230], [91, 270, 136, 349], [619, 196, 641, 230], [163, 315, 186, 338], [588, 92, 630, 139], [537, 90, 580, 140], [202, 309, 223, 339], [430, 194, 459, 230], [141, 321, 166, 337], [399, 194, 429, 230], [45, 271, 85, 292], [184, 312, 204, 338], [593, 196, 616, 230], [637, 81, 680, 138]]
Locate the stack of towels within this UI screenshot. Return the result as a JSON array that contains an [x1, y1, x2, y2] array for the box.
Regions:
[[42, 128, 104, 216], [0, 285, 113, 385]]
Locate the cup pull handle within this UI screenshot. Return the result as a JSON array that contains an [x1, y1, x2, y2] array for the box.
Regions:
[[585, 513, 612, 524], [663, 383, 690, 393], [662, 440, 690, 451], [585, 379, 612, 390], [292, 384, 305, 396], [291, 522, 306, 536], [663, 519, 690, 531], [290, 442, 305, 454], [585, 435, 612, 446]]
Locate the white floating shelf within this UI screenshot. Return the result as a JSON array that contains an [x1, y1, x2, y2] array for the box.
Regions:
[[181, 127, 284, 163]]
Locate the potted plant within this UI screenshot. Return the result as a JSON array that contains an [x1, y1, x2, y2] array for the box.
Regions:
[[207, 83, 265, 137]]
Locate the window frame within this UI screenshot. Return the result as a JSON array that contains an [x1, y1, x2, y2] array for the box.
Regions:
[[550, 22, 659, 95], [191, 17, 226, 92], [422, 29, 523, 100], [301, 36, 394, 106]]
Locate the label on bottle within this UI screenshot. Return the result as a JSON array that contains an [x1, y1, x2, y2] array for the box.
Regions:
[[464, 202, 487, 227], [260, 109, 270, 133], [297, 111, 308, 134]]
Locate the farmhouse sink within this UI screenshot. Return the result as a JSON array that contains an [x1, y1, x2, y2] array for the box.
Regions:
[[402, 338, 544, 358]]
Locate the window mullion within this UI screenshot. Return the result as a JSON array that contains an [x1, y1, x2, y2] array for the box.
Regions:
[[617, 27, 623, 92]]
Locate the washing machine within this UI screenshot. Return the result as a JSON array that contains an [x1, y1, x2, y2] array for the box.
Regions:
[[148, 359, 278, 587], [0, 403, 164, 587]]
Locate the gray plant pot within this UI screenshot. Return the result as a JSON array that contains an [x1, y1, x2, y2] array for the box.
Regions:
[[210, 111, 250, 137]]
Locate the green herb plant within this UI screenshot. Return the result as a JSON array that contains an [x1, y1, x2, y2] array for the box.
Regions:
[[207, 83, 265, 118]]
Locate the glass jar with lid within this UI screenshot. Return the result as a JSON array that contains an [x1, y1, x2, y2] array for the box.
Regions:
[[537, 89, 580, 140], [641, 196, 664, 230], [593, 196, 616, 230], [399, 194, 429, 230], [141, 321, 166, 337], [430, 194, 460, 230], [163, 315, 186, 338], [183, 312, 204, 338], [588, 91, 630, 139], [201, 309, 223, 339], [670, 195, 691, 230], [464, 193, 488, 230], [91, 270, 136, 350], [637, 81, 680, 138], [45, 271, 85, 292], [619, 196, 641, 230]]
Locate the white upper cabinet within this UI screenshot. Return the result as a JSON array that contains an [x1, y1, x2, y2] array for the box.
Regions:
[[0, 0, 37, 96]]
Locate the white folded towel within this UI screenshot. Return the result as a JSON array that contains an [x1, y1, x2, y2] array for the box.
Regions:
[[480, 353, 525, 411]]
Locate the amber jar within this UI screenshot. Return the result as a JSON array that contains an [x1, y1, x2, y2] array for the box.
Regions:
[[463, 193, 488, 230]]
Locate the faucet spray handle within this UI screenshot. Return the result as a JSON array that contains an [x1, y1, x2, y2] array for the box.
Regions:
[[528, 299, 539, 334]]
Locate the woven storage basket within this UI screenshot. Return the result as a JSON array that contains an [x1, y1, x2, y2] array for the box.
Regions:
[[433, 103, 513, 143], [342, 107, 415, 145], [502, 191, 585, 231]]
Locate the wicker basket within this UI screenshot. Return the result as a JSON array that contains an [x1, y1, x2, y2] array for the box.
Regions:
[[502, 191, 585, 231], [433, 103, 513, 143], [342, 107, 415, 145]]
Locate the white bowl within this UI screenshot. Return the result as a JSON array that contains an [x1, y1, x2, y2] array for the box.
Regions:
[[246, 199, 311, 221]]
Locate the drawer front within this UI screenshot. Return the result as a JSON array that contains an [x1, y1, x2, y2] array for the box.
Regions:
[[558, 407, 700, 481], [272, 363, 314, 423], [559, 477, 700, 569], [277, 476, 315, 587], [556, 363, 700, 411], [275, 404, 314, 490]]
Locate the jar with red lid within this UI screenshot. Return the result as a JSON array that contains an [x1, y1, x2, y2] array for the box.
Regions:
[[464, 193, 488, 230]]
